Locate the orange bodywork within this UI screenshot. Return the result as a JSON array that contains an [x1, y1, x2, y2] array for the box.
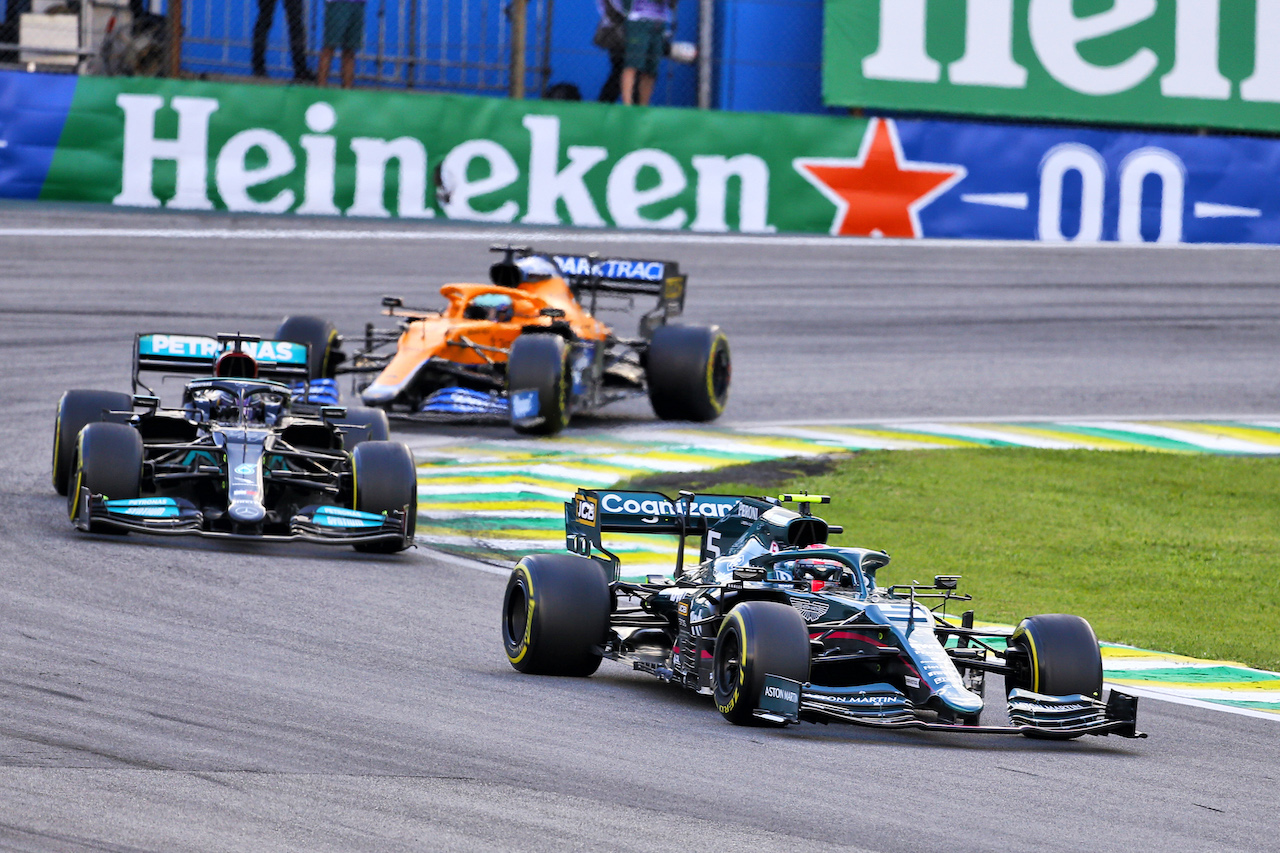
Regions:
[[367, 276, 610, 397]]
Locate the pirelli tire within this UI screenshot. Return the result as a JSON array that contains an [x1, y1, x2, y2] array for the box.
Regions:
[[351, 440, 417, 553], [336, 406, 391, 451], [646, 324, 730, 422], [52, 389, 134, 496], [1005, 613, 1104, 740], [713, 600, 810, 727], [275, 315, 341, 381], [68, 422, 143, 533], [507, 333, 570, 436], [502, 553, 610, 677]]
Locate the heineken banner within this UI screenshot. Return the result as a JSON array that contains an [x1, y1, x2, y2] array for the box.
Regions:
[[2, 71, 1279, 244], [825, 0, 1280, 135]]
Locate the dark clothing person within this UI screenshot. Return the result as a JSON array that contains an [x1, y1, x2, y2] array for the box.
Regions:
[[594, 0, 628, 103], [252, 0, 312, 81], [598, 50, 625, 103], [1, 0, 32, 64]]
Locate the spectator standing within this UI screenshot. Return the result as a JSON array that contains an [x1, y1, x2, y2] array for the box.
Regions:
[[252, 0, 313, 81], [318, 0, 365, 89], [594, 0, 627, 102], [620, 0, 672, 106]]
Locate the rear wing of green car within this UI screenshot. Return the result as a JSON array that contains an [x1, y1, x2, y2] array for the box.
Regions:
[[564, 487, 760, 580]]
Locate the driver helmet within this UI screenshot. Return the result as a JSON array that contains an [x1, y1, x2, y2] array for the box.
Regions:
[[244, 389, 288, 426], [776, 544, 845, 583], [514, 255, 560, 282], [185, 386, 239, 423], [465, 292, 515, 322]]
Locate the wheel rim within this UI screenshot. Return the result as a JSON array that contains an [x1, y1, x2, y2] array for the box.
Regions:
[[710, 342, 731, 403], [716, 629, 741, 694], [505, 583, 529, 650]]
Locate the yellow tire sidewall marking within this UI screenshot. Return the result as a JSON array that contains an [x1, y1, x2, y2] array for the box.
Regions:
[[704, 335, 726, 415], [507, 563, 536, 665], [716, 607, 747, 714]]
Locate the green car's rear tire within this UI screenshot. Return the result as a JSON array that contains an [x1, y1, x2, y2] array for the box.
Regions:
[[52, 390, 133, 496], [1006, 613, 1104, 740], [646, 324, 730, 422], [712, 600, 810, 726], [351, 440, 417, 553], [507, 334, 570, 435], [502, 553, 610, 677], [275, 315, 341, 381], [68, 422, 143, 533]]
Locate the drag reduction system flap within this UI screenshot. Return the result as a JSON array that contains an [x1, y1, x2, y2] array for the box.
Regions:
[[552, 254, 687, 312], [133, 332, 311, 390], [564, 487, 747, 576]]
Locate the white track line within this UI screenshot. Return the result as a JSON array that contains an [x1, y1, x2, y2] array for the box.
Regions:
[[1105, 683, 1280, 723]]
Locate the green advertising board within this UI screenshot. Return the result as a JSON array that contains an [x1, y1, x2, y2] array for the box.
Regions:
[[41, 76, 883, 236], [824, 0, 1280, 134]]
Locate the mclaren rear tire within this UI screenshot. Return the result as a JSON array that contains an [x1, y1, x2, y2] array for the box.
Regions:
[[337, 406, 391, 450], [1005, 613, 1104, 740], [351, 440, 417, 553], [275, 315, 341, 381], [68, 422, 143, 533], [502, 553, 610, 677], [646, 324, 730, 422], [52, 390, 134, 496], [507, 333, 570, 436], [712, 600, 810, 726]]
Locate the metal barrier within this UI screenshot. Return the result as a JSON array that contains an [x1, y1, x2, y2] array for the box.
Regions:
[[0, 1, 823, 112], [179, 0, 552, 95]]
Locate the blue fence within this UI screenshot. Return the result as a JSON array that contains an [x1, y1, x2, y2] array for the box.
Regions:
[[154, 0, 824, 110]]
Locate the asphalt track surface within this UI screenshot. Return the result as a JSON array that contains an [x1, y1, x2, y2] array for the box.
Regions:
[[1, 203, 1278, 852]]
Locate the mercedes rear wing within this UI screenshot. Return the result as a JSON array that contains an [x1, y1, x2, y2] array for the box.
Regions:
[[564, 488, 757, 580], [132, 332, 311, 394]]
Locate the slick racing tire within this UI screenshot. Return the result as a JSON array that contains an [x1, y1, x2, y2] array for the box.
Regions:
[[507, 333, 570, 436], [350, 440, 417, 553], [336, 406, 391, 450], [1005, 613, 1104, 740], [275, 315, 341, 381], [713, 600, 810, 727], [502, 553, 610, 677], [52, 390, 133, 496], [68, 422, 143, 534], [646, 325, 730, 422]]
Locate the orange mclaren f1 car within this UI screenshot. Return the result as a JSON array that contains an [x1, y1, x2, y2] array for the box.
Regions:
[[277, 246, 730, 435]]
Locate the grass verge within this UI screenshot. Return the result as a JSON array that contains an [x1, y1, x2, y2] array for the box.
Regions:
[[629, 448, 1280, 672]]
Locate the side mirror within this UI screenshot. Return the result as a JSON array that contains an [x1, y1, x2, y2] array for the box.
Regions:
[[934, 575, 960, 590], [381, 296, 404, 309], [860, 551, 891, 573]]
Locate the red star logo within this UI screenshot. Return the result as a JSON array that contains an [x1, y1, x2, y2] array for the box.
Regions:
[[794, 118, 966, 238]]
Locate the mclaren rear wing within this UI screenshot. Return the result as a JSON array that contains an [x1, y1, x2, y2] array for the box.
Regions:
[[132, 332, 311, 394], [564, 487, 749, 580], [552, 254, 687, 333]]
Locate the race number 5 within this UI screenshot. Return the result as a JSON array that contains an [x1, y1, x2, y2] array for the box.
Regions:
[[1039, 143, 1185, 244], [704, 529, 723, 560]]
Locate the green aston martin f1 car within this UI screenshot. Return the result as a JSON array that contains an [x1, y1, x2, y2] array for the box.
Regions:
[[502, 488, 1145, 739]]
